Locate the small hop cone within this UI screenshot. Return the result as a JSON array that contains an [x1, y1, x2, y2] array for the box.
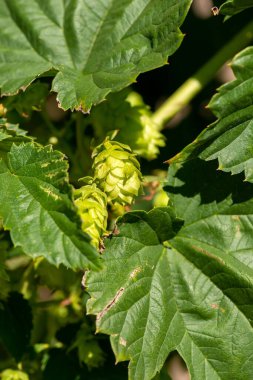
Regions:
[[92, 139, 142, 206], [74, 183, 108, 248], [89, 89, 165, 160], [1, 369, 29, 380], [124, 91, 165, 160]]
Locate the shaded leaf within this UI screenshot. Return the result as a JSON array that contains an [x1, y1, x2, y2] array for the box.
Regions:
[[0, 118, 31, 161], [3, 81, 49, 117], [169, 47, 253, 182], [0, 142, 100, 270], [0, 0, 191, 111], [220, 0, 253, 15], [87, 162, 253, 380]]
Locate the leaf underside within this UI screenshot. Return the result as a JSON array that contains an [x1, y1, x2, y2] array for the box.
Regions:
[[87, 158, 253, 380], [169, 47, 253, 182], [0, 0, 191, 112], [0, 141, 100, 270]]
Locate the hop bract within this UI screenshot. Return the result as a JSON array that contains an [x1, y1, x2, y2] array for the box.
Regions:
[[74, 183, 108, 248], [124, 91, 165, 160], [88, 89, 165, 160], [92, 139, 142, 205]]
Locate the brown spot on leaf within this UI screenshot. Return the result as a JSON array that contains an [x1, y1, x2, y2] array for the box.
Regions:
[[211, 303, 225, 313], [75, 104, 90, 114], [192, 245, 225, 265], [119, 337, 127, 347], [130, 267, 142, 279], [39, 185, 60, 200], [97, 287, 125, 322], [81, 271, 88, 290], [99, 240, 106, 254]]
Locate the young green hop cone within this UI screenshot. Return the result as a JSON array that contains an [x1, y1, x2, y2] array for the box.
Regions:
[[74, 183, 108, 248], [1, 369, 29, 380], [89, 89, 165, 160], [123, 91, 165, 160], [92, 139, 142, 206]]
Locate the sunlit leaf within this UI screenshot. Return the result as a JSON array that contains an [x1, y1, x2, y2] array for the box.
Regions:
[[0, 0, 191, 112], [87, 160, 253, 380]]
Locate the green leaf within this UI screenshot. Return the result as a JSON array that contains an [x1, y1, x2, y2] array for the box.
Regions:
[[220, 0, 253, 15], [0, 118, 30, 139], [0, 292, 32, 361], [0, 142, 100, 270], [169, 47, 253, 182], [0, 119, 31, 163], [0, 0, 191, 112], [87, 161, 253, 380], [3, 81, 49, 117]]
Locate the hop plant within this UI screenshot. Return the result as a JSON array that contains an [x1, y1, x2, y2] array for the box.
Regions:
[[88, 89, 165, 160], [74, 182, 108, 248], [92, 139, 142, 206]]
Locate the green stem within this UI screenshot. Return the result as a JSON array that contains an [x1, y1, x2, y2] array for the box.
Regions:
[[152, 20, 253, 128]]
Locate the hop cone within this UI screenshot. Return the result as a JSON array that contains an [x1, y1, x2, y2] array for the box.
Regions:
[[1, 369, 29, 380], [74, 183, 108, 248], [123, 91, 165, 160], [92, 139, 142, 205], [89, 89, 165, 160]]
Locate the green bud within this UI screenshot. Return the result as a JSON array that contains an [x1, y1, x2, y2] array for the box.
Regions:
[[89, 89, 165, 160], [109, 203, 126, 219], [74, 183, 108, 248], [153, 189, 170, 208], [92, 139, 142, 205]]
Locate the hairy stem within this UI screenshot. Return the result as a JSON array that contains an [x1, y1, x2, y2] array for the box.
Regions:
[[152, 20, 253, 128]]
